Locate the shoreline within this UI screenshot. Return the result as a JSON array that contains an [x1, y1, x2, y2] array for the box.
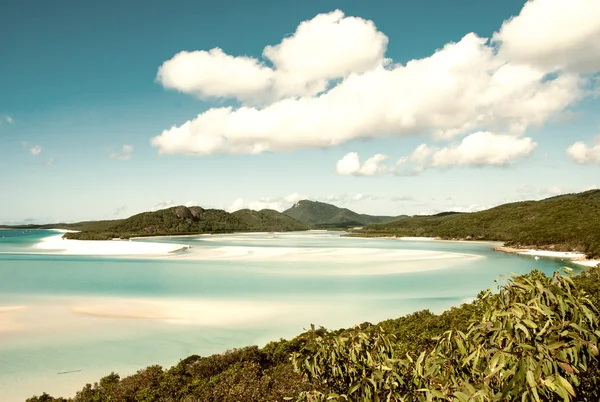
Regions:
[[348, 233, 600, 268], [31, 233, 190, 256], [494, 246, 599, 267]]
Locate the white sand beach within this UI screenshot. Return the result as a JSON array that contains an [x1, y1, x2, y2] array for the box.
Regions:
[[31, 233, 189, 256], [495, 247, 600, 267]]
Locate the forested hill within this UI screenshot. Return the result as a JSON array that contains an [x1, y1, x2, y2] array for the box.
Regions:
[[356, 190, 600, 258], [62, 206, 310, 240], [283, 200, 403, 228]]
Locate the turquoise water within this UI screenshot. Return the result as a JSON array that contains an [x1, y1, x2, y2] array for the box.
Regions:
[[0, 230, 581, 401]]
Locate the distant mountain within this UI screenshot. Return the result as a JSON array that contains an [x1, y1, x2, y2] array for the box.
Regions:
[[356, 190, 600, 258], [62, 206, 309, 240], [283, 200, 403, 228]]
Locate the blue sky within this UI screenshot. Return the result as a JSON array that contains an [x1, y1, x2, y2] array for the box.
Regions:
[[1, 0, 599, 223]]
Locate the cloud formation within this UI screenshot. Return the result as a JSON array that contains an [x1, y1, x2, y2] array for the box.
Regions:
[[406, 132, 537, 169], [157, 10, 387, 104], [29, 145, 42, 156], [336, 152, 393, 176], [492, 0, 600, 74], [227, 192, 378, 212], [151, 0, 599, 157], [5, 116, 13, 124], [108, 144, 134, 161], [227, 193, 306, 212], [566, 138, 600, 164]]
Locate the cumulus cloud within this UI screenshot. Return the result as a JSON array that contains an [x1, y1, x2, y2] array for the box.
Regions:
[[29, 145, 42, 156], [448, 204, 491, 213], [108, 144, 134, 161], [5, 116, 13, 124], [227, 193, 306, 212], [336, 152, 394, 176], [391, 196, 415, 202], [157, 10, 387, 104], [405, 132, 537, 169], [493, 0, 600, 73], [227, 192, 378, 212], [566, 137, 600, 164], [518, 184, 565, 197], [150, 200, 196, 212], [45, 158, 55, 166], [151, 0, 599, 157]]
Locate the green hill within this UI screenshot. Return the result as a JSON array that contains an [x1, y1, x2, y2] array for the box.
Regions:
[[283, 200, 402, 228], [356, 190, 600, 258], [63, 206, 309, 240]]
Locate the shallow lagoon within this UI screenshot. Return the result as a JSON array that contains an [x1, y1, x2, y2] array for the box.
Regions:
[[0, 230, 582, 401]]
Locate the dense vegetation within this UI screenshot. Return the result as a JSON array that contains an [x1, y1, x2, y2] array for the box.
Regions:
[[28, 266, 600, 402], [355, 190, 600, 258], [283, 200, 403, 228], [61, 206, 310, 240]]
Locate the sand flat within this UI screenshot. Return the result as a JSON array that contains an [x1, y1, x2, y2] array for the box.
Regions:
[[32, 234, 189, 256], [0, 306, 27, 334]]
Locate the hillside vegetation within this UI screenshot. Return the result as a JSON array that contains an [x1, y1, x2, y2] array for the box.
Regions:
[[283, 200, 402, 228], [28, 267, 600, 401], [63, 206, 309, 240], [356, 190, 600, 258]]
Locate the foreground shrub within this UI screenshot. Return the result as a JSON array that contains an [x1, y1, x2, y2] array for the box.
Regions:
[[292, 269, 599, 401]]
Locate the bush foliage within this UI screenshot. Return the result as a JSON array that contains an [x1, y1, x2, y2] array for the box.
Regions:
[[28, 267, 600, 402]]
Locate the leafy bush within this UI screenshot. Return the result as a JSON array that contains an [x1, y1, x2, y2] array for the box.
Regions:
[[28, 267, 600, 402], [291, 269, 600, 401]]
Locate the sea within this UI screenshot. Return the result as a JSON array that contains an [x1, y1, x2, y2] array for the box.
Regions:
[[0, 229, 582, 401]]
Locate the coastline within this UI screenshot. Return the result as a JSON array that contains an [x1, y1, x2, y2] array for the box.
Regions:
[[348, 233, 600, 268], [494, 246, 599, 267], [31, 232, 190, 256]]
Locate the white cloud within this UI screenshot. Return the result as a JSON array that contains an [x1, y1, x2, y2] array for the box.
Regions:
[[157, 48, 274, 104], [493, 0, 600, 74], [448, 204, 490, 213], [108, 144, 134, 161], [151, 0, 599, 157], [5, 116, 13, 124], [517, 184, 597, 199], [151, 200, 175, 211], [319, 193, 378, 204], [29, 145, 42, 156], [227, 192, 378, 212], [517, 184, 565, 197], [157, 10, 387, 104], [45, 158, 55, 166], [407, 132, 537, 169], [336, 152, 394, 176], [227, 193, 307, 212], [391, 195, 415, 202], [566, 137, 600, 164]]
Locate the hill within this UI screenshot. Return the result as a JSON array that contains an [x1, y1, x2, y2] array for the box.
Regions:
[[355, 190, 600, 258], [62, 206, 310, 240], [283, 200, 402, 228]]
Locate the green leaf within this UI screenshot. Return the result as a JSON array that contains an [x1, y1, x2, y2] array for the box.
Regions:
[[557, 375, 575, 397]]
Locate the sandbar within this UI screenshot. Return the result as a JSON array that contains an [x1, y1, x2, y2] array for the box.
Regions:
[[31, 233, 189, 256]]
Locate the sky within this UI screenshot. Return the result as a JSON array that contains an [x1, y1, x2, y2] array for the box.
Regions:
[[1, 0, 599, 224]]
